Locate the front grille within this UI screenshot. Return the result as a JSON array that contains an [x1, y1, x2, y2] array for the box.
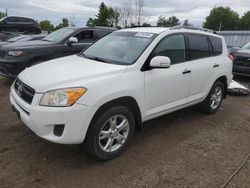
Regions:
[[0, 50, 6, 57], [14, 78, 35, 104]]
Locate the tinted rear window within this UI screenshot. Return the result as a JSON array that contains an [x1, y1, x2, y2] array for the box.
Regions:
[[95, 30, 111, 39], [188, 34, 210, 60], [209, 36, 222, 55]]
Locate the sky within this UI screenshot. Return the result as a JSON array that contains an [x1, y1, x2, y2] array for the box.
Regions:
[[0, 0, 250, 27]]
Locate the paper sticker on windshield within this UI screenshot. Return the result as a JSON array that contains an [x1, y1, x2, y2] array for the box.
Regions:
[[135, 33, 154, 38]]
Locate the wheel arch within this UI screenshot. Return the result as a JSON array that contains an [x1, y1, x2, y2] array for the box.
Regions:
[[214, 75, 228, 98], [88, 96, 143, 132]]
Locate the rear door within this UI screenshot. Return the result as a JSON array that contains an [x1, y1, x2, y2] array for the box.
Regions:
[[186, 34, 217, 100]]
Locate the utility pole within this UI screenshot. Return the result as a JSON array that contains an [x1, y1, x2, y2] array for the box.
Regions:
[[219, 21, 222, 31], [5, 9, 8, 16]]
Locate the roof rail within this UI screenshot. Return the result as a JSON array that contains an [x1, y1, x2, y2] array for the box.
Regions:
[[171, 25, 217, 34]]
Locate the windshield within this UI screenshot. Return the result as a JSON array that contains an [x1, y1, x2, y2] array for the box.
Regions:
[[242, 42, 250, 50], [82, 31, 157, 65], [7, 35, 28, 42], [43, 28, 74, 43]]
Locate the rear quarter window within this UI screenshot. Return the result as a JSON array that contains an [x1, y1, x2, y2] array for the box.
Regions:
[[209, 36, 223, 56]]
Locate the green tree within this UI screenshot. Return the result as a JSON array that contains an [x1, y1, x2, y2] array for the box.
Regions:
[[0, 11, 6, 19], [182, 19, 194, 27], [86, 2, 119, 27], [86, 18, 97, 27], [39, 20, 54, 31], [157, 16, 180, 27], [141, 22, 151, 27], [203, 7, 240, 30], [55, 18, 69, 30], [157, 16, 166, 27], [240, 11, 250, 30]]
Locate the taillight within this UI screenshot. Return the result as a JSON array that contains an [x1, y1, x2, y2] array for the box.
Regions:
[[227, 53, 234, 61]]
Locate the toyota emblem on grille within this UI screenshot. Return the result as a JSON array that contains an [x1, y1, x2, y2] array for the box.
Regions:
[[16, 83, 23, 96]]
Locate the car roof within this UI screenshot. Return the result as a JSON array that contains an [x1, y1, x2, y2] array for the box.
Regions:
[[68, 26, 117, 31], [119, 27, 169, 34], [117, 27, 222, 38], [4, 16, 35, 20]]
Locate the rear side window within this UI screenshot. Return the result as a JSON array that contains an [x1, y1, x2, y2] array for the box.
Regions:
[[188, 34, 210, 60], [209, 36, 222, 56], [152, 35, 186, 64], [95, 30, 111, 39], [18, 18, 35, 24]]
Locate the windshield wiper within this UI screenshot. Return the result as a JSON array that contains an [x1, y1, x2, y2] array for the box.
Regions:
[[82, 54, 110, 64], [42, 39, 52, 42]]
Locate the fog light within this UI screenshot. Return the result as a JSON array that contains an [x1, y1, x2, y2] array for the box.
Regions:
[[53, 124, 65, 137]]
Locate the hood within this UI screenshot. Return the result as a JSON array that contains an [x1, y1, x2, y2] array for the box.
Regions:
[[18, 55, 127, 92], [2, 40, 54, 50], [0, 41, 8, 47], [234, 49, 250, 57]]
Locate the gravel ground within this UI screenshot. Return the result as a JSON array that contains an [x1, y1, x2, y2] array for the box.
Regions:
[[0, 75, 249, 188]]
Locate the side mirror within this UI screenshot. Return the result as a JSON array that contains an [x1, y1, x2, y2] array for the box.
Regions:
[[150, 56, 171, 69], [67, 37, 78, 46]]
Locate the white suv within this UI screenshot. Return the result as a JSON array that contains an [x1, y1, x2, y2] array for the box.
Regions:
[[10, 27, 233, 160]]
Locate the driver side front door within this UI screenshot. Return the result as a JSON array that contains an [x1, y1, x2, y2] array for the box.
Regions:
[[61, 30, 95, 57]]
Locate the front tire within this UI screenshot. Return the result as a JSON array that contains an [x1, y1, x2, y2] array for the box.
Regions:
[[84, 106, 135, 161], [199, 81, 224, 114]]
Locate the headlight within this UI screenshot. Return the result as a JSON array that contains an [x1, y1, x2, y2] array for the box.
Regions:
[[40, 87, 87, 107], [8, 51, 24, 57]]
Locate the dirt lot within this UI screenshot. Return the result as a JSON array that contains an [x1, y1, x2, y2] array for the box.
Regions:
[[0, 75, 249, 188]]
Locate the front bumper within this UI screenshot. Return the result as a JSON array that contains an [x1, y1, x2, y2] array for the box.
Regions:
[[10, 86, 97, 144], [233, 66, 250, 77], [0, 57, 27, 78]]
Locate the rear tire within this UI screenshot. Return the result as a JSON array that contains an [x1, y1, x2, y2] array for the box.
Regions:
[[199, 81, 224, 114], [84, 106, 135, 161]]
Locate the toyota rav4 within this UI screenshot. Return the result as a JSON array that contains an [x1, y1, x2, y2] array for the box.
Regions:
[[10, 27, 233, 160]]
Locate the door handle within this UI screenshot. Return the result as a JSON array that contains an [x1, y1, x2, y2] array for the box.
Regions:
[[213, 64, 220, 68], [182, 69, 191, 74]]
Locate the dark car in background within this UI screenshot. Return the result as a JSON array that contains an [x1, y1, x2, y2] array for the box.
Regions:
[[0, 27, 116, 78], [0, 34, 46, 47], [0, 16, 41, 34], [232, 42, 250, 77]]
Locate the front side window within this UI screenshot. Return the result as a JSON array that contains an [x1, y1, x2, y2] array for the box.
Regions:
[[152, 35, 186, 64], [82, 32, 157, 65], [188, 34, 210, 60], [74, 30, 93, 43]]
